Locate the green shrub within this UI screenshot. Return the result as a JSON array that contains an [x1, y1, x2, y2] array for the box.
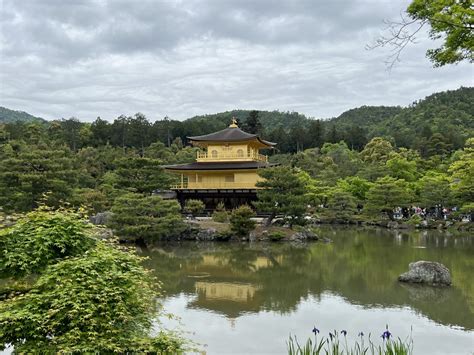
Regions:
[[0, 242, 187, 353], [268, 231, 286, 241], [407, 214, 423, 226], [214, 230, 233, 241], [184, 199, 205, 217], [109, 193, 185, 242], [229, 205, 256, 236], [70, 188, 110, 214], [0, 209, 96, 277], [212, 202, 229, 222]]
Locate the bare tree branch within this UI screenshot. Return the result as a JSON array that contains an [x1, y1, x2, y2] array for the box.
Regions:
[[367, 12, 428, 70]]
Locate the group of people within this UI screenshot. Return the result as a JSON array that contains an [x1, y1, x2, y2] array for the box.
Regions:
[[393, 205, 468, 221]]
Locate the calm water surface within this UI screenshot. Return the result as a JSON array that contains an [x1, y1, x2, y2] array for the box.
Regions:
[[141, 226, 474, 355]]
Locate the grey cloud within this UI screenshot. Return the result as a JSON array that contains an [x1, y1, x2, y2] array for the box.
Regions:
[[0, 0, 471, 121]]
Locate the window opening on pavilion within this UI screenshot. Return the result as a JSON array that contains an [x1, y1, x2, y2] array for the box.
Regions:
[[211, 150, 218, 158]]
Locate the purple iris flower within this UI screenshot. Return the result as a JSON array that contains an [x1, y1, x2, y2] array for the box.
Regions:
[[381, 330, 392, 340], [341, 330, 347, 336], [312, 327, 320, 334]]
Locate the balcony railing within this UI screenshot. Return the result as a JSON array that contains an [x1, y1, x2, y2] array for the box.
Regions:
[[196, 151, 268, 162], [171, 182, 260, 190]]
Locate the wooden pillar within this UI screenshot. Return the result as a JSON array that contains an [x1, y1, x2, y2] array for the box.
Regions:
[[181, 174, 184, 188]]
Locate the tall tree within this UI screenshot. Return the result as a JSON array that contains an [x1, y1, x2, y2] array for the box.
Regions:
[[109, 193, 185, 242], [365, 176, 414, 218], [0, 143, 77, 212], [114, 157, 173, 194], [448, 138, 474, 206], [254, 167, 307, 227], [243, 110, 262, 134], [307, 120, 325, 148]]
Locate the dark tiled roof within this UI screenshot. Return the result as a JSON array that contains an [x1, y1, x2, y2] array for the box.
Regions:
[[188, 127, 276, 146], [164, 161, 279, 171]]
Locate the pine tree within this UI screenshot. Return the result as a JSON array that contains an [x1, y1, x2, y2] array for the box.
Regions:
[[254, 166, 307, 227], [243, 110, 262, 134]]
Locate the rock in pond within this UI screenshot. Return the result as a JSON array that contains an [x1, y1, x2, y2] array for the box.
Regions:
[[398, 261, 452, 286]]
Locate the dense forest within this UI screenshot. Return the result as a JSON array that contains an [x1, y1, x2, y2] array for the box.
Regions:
[[1, 87, 472, 155], [0, 87, 472, 221]]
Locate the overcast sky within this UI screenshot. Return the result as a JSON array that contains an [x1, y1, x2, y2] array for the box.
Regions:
[[0, 0, 472, 122]]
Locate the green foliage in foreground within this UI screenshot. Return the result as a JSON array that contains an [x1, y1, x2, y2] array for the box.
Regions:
[[0, 209, 188, 353], [109, 193, 185, 242], [0, 209, 95, 277], [0, 243, 185, 353], [229, 205, 256, 236], [287, 328, 413, 355]]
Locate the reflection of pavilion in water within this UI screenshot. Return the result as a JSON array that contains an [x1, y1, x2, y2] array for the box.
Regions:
[[185, 254, 280, 318], [195, 281, 260, 302]]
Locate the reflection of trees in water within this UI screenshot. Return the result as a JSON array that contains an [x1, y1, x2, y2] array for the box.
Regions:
[[140, 228, 474, 330]]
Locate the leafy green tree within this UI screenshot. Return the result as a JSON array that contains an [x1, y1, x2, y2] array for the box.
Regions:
[[386, 154, 418, 181], [448, 138, 474, 206], [427, 132, 452, 157], [365, 176, 414, 218], [109, 193, 185, 242], [254, 167, 308, 227], [372, 0, 473, 67], [336, 176, 373, 203], [229, 205, 256, 236], [184, 199, 205, 217], [360, 137, 394, 164], [0, 209, 95, 277], [417, 172, 452, 208], [326, 189, 358, 221], [407, 0, 473, 66], [0, 243, 186, 353]]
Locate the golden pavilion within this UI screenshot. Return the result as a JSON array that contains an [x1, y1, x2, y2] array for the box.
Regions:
[[164, 118, 277, 209]]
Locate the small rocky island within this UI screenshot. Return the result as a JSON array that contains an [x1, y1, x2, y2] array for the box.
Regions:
[[398, 261, 452, 286]]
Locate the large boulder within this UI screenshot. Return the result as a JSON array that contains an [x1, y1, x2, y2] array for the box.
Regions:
[[398, 261, 452, 286], [289, 229, 322, 242], [89, 212, 113, 225]]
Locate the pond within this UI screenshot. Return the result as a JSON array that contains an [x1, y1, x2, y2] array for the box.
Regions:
[[141, 226, 474, 355]]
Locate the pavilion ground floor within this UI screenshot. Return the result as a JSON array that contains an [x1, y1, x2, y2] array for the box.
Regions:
[[174, 188, 258, 211]]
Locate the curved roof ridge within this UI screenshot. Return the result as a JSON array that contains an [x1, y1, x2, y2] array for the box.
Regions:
[[187, 126, 276, 146]]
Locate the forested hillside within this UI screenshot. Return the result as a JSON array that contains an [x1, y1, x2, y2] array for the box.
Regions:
[[187, 87, 473, 153], [0, 87, 472, 218], [0, 107, 45, 123]]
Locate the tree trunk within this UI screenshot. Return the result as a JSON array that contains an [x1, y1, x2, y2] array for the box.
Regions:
[[264, 211, 276, 227]]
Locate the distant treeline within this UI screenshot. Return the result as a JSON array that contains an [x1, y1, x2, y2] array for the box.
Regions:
[[1, 87, 472, 156]]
